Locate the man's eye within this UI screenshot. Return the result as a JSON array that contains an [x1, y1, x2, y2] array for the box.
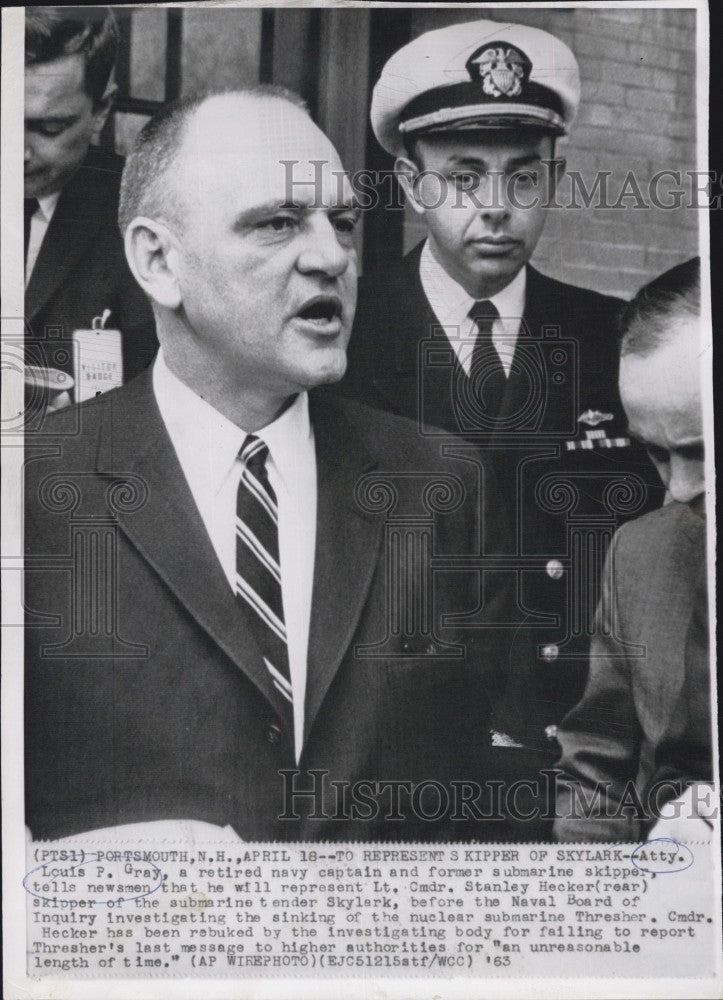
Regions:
[[260, 216, 297, 232], [332, 214, 358, 235], [678, 443, 705, 462], [34, 122, 71, 137], [512, 171, 539, 186], [647, 444, 669, 465]]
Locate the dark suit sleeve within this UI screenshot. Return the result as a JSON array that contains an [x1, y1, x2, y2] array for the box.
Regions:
[[553, 533, 643, 842]]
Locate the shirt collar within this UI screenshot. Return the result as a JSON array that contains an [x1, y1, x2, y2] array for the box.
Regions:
[[153, 348, 311, 496], [37, 191, 61, 222], [419, 239, 527, 327], [256, 387, 312, 491]]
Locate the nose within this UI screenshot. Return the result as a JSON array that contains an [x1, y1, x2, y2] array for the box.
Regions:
[[296, 216, 353, 279], [24, 129, 34, 163], [472, 173, 511, 225], [667, 455, 705, 504]]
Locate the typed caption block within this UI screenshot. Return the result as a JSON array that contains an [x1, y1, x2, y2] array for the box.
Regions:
[[25, 839, 717, 979]]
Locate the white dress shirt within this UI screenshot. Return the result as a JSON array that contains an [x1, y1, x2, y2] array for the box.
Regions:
[[153, 350, 317, 762], [419, 239, 526, 377], [25, 191, 60, 286]]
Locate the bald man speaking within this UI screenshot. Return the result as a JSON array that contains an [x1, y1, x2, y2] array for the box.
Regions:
[[24, 88, 515, 843]]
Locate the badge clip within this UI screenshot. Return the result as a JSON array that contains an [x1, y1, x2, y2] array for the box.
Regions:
[[91, 309, 112, 331]]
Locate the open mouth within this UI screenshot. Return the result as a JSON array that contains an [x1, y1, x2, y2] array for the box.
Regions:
[[295, 296, 343, 325]]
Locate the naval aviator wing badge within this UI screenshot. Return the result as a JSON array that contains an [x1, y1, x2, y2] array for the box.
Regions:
[[577, 409, 614, 427], [567, 409, 628, 451]]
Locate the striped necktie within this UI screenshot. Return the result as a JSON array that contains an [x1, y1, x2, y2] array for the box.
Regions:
[[468, 299, 505, 418], [235, 435, 293, 721]]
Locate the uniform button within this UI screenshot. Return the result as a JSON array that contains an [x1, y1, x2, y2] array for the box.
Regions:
[[546, 559, 564, 580], [541, 644, 559, 663], [545, 724, 559, 741], [266, 723, 283, 745]]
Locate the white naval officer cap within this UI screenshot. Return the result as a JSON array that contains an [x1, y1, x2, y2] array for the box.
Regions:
[[371, 19, 581, 157]]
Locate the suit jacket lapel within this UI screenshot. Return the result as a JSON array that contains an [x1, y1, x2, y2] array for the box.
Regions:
[[25, 161, 106, 323], [95, 373, 290, 720], [383, 245, 473, 433], [302, 394, 383, 744]]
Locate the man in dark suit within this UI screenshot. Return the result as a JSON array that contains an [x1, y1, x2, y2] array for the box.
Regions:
[[555, 259, 712, 842], [24, 7, 156, 407], [25, 88, 517, 843], [340, 19, 664, 747]]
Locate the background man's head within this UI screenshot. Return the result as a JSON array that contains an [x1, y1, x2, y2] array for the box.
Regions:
[[120, 88, 358, 424], [25, 6, 118, 198], [370, 19, 580, 299], [619, 257, 704, 510]]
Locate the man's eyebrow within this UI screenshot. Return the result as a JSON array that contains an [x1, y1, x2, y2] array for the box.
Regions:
[[231, 199, 298, 223], [25, 115, 78, 124], [232, 198, 360, 227], [507, 154, 544, 168], [446, 156, 489, 169], [444, 154, 543, 170]]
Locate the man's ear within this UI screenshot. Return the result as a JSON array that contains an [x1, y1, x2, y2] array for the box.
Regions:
[[124, 217, 182, 310], [395, 155, 426, 217], [91, 81, 118, 139]]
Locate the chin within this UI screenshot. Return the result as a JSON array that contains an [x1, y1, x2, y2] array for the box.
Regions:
[[305, 355, 348, 389], [24, 179, 44, 199], [467, 262, 522, 295]]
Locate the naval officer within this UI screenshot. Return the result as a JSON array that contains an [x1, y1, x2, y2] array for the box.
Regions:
[[340, 18, 664, 751]]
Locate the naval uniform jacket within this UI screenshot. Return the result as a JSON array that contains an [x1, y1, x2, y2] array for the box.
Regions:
[[339, 244, 664, 749], [25, 145, 157, 386], [25, 371, 526, 842]]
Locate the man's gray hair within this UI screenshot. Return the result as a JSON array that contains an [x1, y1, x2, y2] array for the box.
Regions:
[[619, 257, 700, 358]]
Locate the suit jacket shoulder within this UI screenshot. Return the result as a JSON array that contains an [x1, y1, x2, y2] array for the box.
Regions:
[[524, 265, 622, 362], [316, 391, 471, 472], [526, 266, 622, 313], [25, 147, 157, 382], [607, 502, 705, 619]]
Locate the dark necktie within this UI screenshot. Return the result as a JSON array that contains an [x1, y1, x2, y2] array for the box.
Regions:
[[24, 198, 39, 266], [235, 435, 293, 726], [468, 299, 505, 420]]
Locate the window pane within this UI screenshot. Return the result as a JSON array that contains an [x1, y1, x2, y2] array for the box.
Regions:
[[181, 9, 262, 95]]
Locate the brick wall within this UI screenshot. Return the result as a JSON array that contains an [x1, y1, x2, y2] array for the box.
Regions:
[[405, 7, 699, 298]]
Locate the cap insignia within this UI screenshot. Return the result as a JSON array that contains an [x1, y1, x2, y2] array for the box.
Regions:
[[466, 43, 531, 99]]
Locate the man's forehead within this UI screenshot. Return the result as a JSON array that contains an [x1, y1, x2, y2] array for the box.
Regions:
[[25, 53, 88, 110], [182, 95, 338, 160], [620, 337, 701, 413], [176, 97, 350, 207], [417, 130, 552, 161]]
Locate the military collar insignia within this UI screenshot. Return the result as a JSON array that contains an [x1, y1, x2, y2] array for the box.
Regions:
[[577, 409, 614, 427], [466, 42, 532, 98]]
